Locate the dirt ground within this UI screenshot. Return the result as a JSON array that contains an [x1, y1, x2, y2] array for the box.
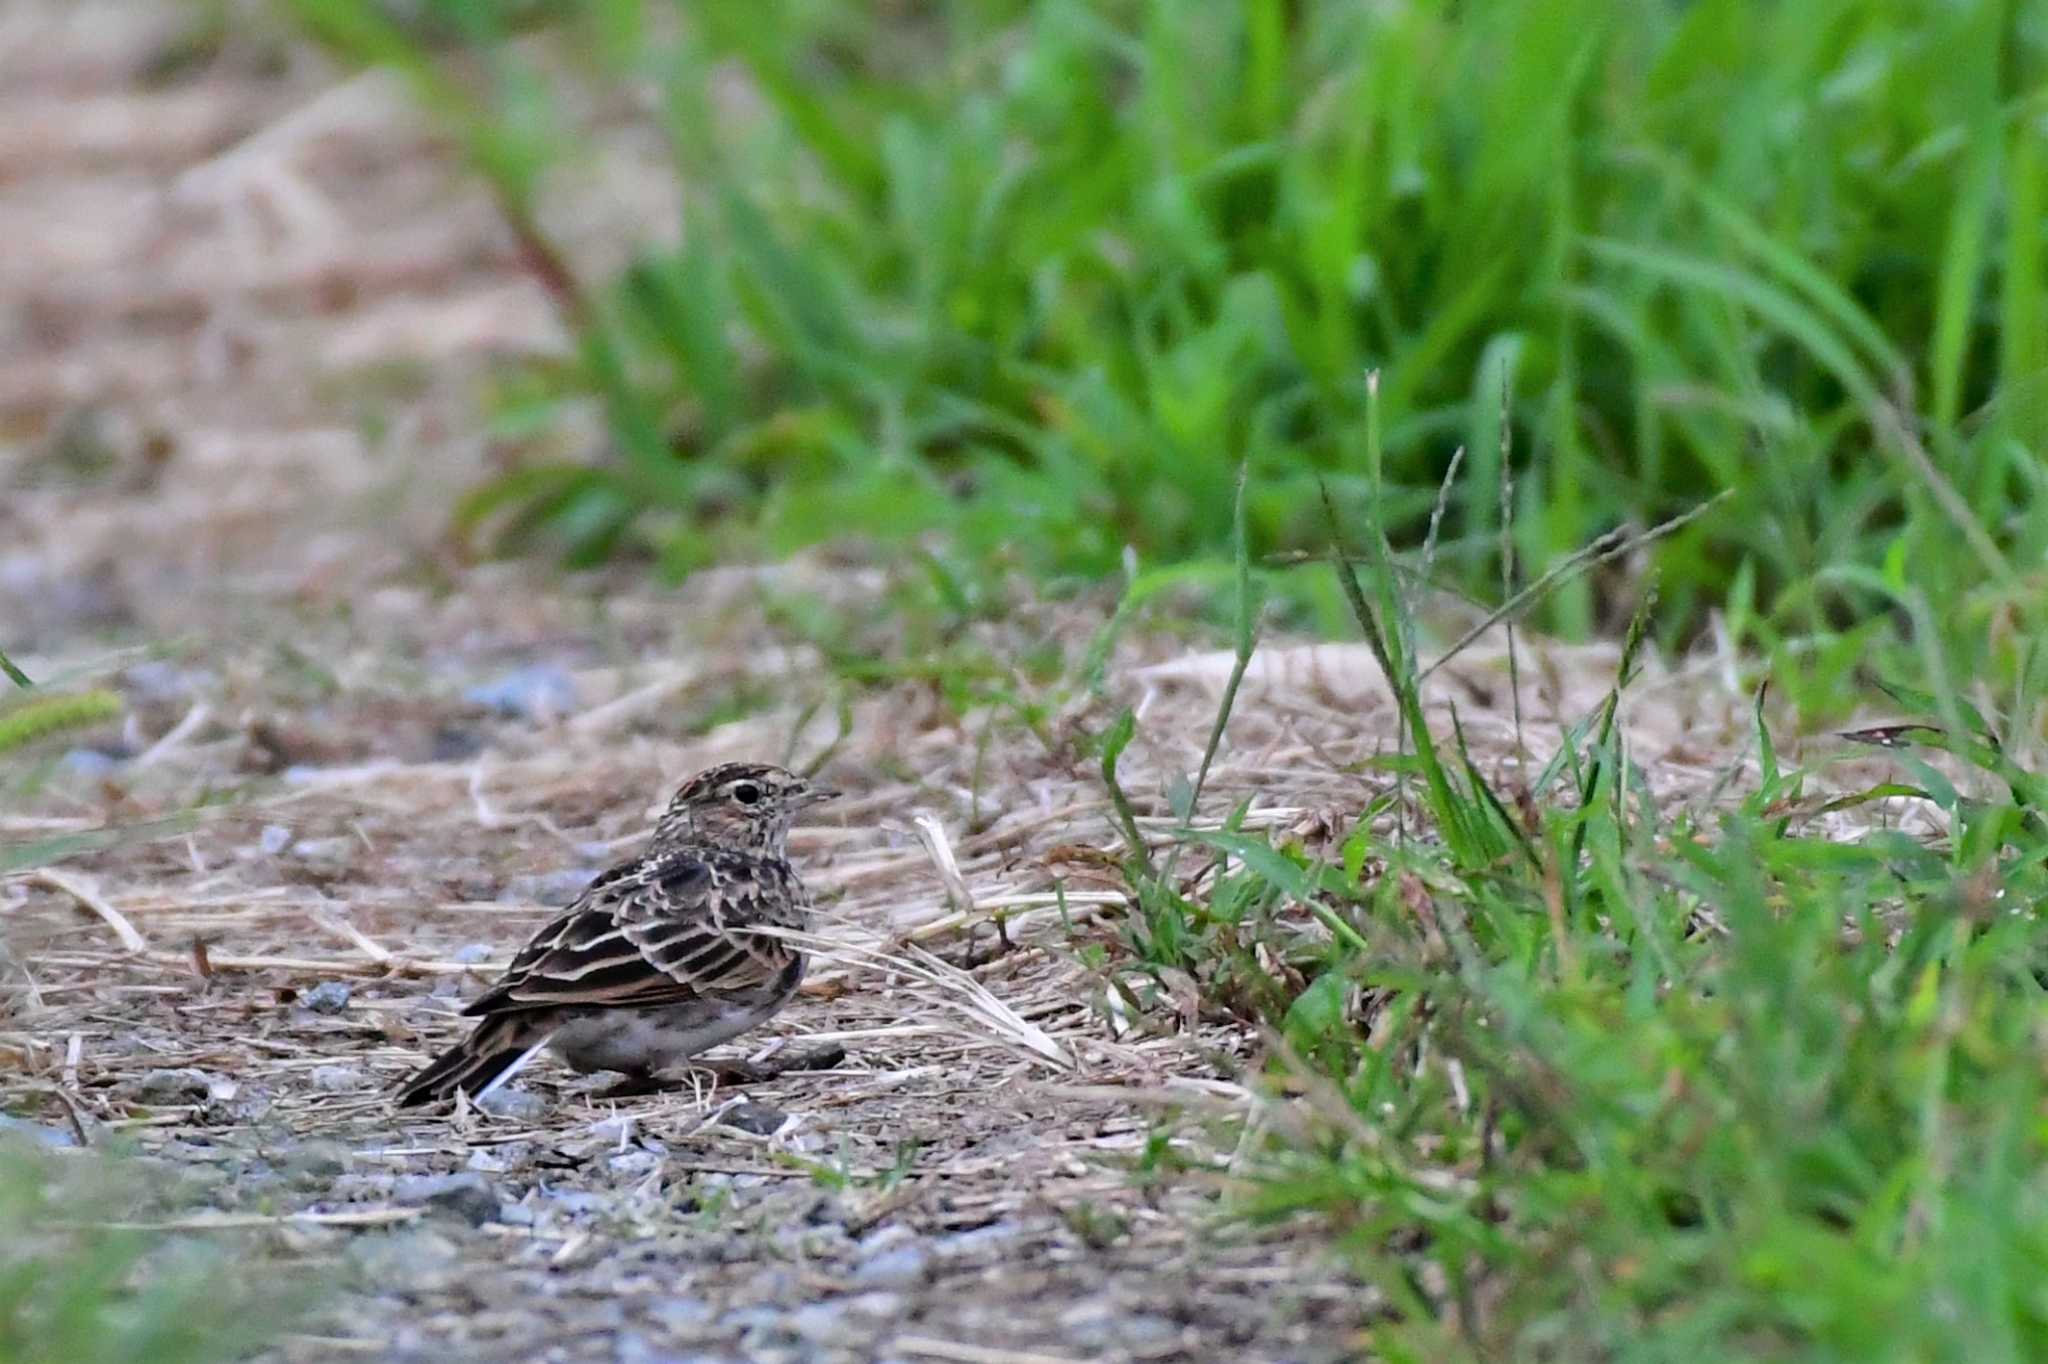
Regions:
[[0, 9, 1895, 1363]]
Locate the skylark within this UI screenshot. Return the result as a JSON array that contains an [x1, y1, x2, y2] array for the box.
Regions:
[[395, 762, 836, 1108]]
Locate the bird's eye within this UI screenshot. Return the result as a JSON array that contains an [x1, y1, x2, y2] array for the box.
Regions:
[[731, 782, 763, 805]]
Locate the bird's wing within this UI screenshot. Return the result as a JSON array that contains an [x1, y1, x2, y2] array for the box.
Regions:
[[463, 847, 801, 1015]]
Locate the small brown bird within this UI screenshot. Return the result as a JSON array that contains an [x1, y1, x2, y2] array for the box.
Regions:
[[395, 762, 836, 1108]]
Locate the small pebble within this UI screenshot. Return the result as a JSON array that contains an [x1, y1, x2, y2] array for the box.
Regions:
[[307, 1065, 363, 1094], [172, 1161, 232, 1194], [258, 825, 292, 856], [608, 1149, 661, 1177], [393, 1171, 481, 1201], [212, 1095, 270, 1127], [463, 665, 578, 721], [539, 1187, 609, 1216], [222, 1161, 284, 1204], [282, 1141, 351, 1179], [0, 558, 127, 631], [452, 942, 494, 964], [616, 1336, 726, 1364], [850, 1244, 931, 1290], [745, 1266, 799, 1299], [128, 1067, 216, 1104], [718, 1101, 787, 1137], [723, 1306, 800, 1350], [476, 1088, 546, 1121], [394, 1171, 501, 1226], [788, 1300, 870, 1344], [59, 748, 121, 778], [444, 873, 496, 901], [290, 836, 354, 863], [347, 1228, 463, 1288], [328, 1171, 397, 1202], [858, 1224, 915, 1256], [301, 980, 352, 1014], [430, 726, 484, 762], [647, 1297, 714, 1332], [123, 661, 211, 704], [1115, 1314, 1183, 1347], [1057, 1300, 1116, 1338]]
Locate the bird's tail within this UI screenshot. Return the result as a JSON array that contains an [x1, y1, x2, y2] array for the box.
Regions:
[[394, 1015, 553, 1108]]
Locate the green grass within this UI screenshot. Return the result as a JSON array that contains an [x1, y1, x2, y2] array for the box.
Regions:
[[1088, 470, 2048, 1360], [0, 690, 122, 758], [280, 0, 2044, 701]]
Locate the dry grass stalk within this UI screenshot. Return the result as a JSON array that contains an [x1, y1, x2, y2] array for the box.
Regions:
[[22, 868, 149, 954]]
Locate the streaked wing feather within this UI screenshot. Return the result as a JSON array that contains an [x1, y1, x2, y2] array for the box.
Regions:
[[463, 845, 800, 1014], [636, 922, 790, 993]]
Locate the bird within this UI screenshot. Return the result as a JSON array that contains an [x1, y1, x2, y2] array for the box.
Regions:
[[394, 762, 837, 1108]]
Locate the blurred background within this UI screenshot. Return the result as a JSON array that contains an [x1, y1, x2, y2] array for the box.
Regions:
[[5, 0, 2042, 707]]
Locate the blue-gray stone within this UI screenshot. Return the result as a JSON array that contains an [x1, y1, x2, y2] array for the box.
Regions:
[[463, 665, 578, 721], [301, 980, 351, 1013], [59, 748, 121, 777]]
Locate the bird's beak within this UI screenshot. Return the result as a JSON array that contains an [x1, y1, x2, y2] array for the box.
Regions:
[[799, 784, 841, 807]]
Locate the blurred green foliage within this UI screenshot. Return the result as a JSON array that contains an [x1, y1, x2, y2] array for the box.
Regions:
[[282, 0, 2044, 669], [0, 1140, 299, 1364]]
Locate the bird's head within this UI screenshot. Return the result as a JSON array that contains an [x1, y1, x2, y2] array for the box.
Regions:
[[654, 762, 838, 855]]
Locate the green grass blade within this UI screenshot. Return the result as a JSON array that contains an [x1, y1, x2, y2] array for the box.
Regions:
[[0, 647, 32, 689]]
